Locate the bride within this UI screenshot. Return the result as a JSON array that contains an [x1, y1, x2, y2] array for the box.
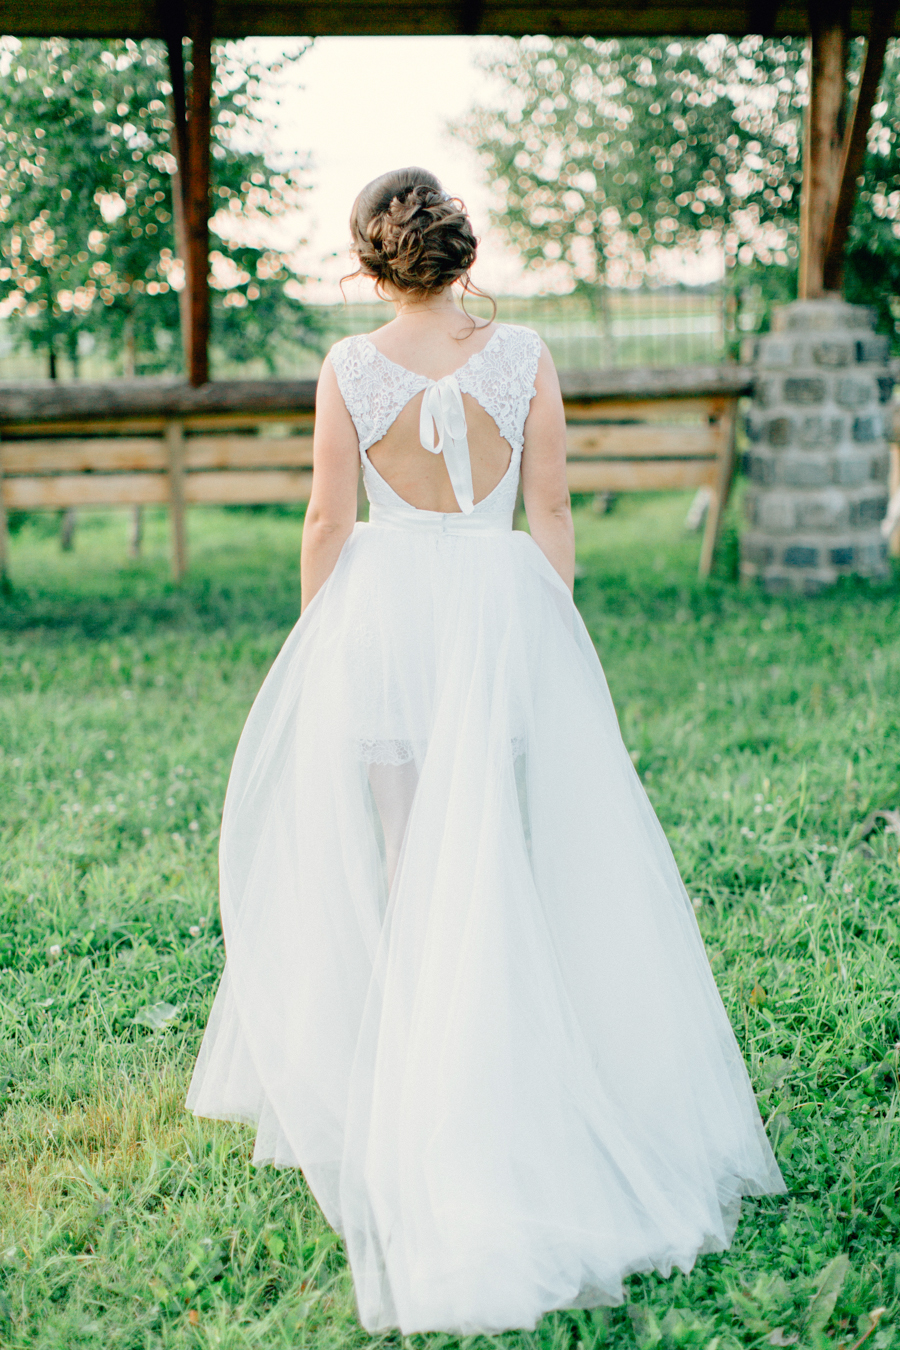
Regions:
[[187, 166, 784, 1335]]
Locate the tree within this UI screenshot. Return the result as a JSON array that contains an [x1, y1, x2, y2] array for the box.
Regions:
[[458, 37, 804, 302], [0, 36, 323, 378], [458, 35, 900, 347]]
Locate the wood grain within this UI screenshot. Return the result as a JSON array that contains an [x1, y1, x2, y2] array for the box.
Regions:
[[566, 460, 718, 493]]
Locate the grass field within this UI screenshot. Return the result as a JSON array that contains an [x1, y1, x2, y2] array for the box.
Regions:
[[1, 497, 899, 1350]]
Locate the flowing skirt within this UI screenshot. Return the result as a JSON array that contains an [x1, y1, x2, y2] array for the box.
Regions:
[[187, 517, 784, 1335]]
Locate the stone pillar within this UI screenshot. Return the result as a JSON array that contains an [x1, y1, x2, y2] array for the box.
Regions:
[[742, 299, 892, 595]]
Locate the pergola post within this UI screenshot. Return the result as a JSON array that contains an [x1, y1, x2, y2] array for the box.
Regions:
[[161, 0, 212, 387], [823, 0, 899, 291], [742, 0, 894, 594], [797, 0, 849, 299]]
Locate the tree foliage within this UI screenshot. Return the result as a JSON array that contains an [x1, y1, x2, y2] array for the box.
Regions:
[[0, 37, 323, 377], [458, 35, 900, 343]]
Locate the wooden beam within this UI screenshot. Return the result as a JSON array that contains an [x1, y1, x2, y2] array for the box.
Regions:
[[822, 0, 899, 292], [798, 0, 850, 299], [186, 2, 213, 387]]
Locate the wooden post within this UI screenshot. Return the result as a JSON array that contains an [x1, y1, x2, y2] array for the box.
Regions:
[[822, 1, 899, 292], [166, 418, 188, 579], [161, 6, 192, 366], [0, 440, 8, 585], [698, 399, 738, 579], [798, 0, 849, 299], [185, 2, 212, 388], [160, 0, 212, 387]]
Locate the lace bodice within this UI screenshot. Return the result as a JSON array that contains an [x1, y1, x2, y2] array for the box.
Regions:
[[329, 324, 542, 518]]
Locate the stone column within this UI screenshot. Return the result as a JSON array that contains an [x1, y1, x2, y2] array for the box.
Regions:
[[742, 299, 892, 595]]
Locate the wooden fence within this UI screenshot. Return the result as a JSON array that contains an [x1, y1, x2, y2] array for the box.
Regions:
[[0, 366, 750, 582]]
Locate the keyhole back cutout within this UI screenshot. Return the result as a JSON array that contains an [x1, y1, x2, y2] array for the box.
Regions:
[[365, 390, 513, 516]]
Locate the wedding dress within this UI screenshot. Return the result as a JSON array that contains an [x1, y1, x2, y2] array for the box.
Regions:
[[186, 323, 785, 1335]]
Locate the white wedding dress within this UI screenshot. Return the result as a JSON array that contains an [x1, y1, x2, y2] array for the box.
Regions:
[[187, 324, 784, 1335]]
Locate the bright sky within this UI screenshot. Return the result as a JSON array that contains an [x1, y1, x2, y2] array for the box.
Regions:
[[244, 36, 547, 301]]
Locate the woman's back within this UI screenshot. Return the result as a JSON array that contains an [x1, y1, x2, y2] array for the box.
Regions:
[[363, 315, 512, 514]]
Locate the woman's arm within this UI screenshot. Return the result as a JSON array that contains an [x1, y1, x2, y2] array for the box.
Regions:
[[520, 342, 575, 592], [300, 356, 361, 613]]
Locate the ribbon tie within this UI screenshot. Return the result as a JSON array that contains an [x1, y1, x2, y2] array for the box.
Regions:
[[418, 374, 474, 515]]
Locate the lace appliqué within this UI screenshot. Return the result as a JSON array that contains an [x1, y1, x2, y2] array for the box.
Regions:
[[358, 738, 416, 766], [329, 325, 541, 458], [331, 335, 427, 454], [456, 326, 541, 454]]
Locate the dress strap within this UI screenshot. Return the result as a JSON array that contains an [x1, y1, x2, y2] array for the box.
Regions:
[[418, 375, 474, 515]]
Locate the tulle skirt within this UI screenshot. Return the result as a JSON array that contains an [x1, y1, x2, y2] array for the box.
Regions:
[[186, 511, 784, 1335]]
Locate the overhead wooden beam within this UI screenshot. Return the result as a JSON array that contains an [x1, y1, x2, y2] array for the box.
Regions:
[[822, 0, 899, 292], [797, 0, 850, 299]]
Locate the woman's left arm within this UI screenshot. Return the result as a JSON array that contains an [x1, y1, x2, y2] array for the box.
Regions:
[[300, 356, 361, 613]]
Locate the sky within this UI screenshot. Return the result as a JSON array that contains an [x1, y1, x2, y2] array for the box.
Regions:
[[242, 36, 547, 302]]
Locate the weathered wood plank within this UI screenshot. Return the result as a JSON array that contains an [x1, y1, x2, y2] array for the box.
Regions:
[[184, 469, 314, 504], [0, 410, 316, 437], [566, 423, 725, 459], [0, 379, 318, 422], [185, 436, 315, 470], [1, 439, 168, 473], [0, 369, 746, 424], [566, 460, 718, 493], [0, 435, 315, 474], [558, 365, 751, 401], [2, 474, 170, 509], [563, 396, 728, 423]]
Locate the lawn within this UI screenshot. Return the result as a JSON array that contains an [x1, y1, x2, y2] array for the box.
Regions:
[[1, 496, 899, 1350]]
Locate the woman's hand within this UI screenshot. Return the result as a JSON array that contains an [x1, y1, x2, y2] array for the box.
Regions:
[[300, 357, 360, 613]]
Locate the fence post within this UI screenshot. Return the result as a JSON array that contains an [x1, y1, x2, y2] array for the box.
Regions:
[[699, 399, 738, 580], [0, 439, 7, 584], [166, 418, 188, 580]]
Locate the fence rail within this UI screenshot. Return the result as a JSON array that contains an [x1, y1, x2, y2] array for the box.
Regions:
[[0, 366, 750, 581]]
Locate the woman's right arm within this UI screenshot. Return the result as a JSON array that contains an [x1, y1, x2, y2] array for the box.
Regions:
[[520, 342, 575, 592], [300, 356, 361, 614]]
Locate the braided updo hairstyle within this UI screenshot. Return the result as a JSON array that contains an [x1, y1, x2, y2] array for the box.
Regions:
[[346, 167, 495, 319]]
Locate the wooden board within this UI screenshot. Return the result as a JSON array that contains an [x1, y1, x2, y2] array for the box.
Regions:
[[0, 435, 315, 474], [563, 396, 727, 424], [184, 469, 314, 504], [566, 459, 718, 493], [0, 411, 316, 437], [3, 473, 170, 509], [0, 369, 748, 425], [566, 422, 725, 459]]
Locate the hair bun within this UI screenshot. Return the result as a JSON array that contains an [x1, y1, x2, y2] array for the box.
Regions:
[[348, 168, 479, 297]]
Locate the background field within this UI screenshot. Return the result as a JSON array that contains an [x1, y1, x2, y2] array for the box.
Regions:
[[1, 498, 899, 1350]]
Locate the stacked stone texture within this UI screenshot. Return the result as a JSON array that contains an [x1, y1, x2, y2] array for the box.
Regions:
[[742, 299, 892, 595]]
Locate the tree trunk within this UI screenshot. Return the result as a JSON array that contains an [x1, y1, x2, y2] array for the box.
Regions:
[[48, 342, 57, 381], [123, 312, 137, 379]]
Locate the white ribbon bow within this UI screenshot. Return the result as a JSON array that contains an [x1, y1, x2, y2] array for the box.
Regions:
[[418, 374, 474, 515]]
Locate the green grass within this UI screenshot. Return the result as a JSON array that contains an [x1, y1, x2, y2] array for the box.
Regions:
[[1, 496, 899, 1350]]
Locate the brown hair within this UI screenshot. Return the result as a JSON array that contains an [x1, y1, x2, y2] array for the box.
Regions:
[[345, 167, 495, 322]]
